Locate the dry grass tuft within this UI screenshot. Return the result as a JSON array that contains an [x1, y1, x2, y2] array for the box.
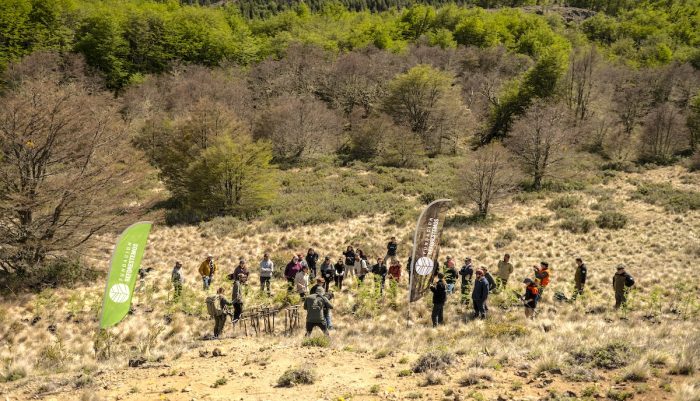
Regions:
[[277, 367, 315, 387], [412, 350, 455, 373], [458, 368, 493, 386]]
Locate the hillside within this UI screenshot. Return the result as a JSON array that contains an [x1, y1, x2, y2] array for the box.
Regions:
[[1, 166, 699, 401]]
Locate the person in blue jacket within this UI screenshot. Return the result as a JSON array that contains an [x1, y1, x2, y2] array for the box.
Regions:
[[472, 269, 489, 319]]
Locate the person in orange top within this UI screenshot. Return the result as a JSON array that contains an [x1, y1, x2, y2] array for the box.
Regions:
[[533, 261, 550, 301], [522, 278, 539, 319], [388, 258, 402, 281]]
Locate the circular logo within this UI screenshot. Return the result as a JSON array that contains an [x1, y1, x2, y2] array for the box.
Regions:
[[109, 283, 131, 303], [415, 257, 434, 276]]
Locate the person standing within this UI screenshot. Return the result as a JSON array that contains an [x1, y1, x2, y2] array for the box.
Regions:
[[306, 248, 319, 279], [232, 258, 250, 283], [482, 267, 497, 293], [496, 254, 514, 289], [284, 256, 302, 292], [319, 256, 335, 292], [534, 262, 551, 300], [199, 253, 217, 290], [333, 257, 345, 290], [356, 254, 369, 284], [259, 253, 274, 295], [388, 258, 402, 282], [295, 265, 310, 298], [472, 270, 489, 319], [310, 279, 334, 330], [171, 261, 183, 300], [213, 287, 232, 338], [343, 246, 356, 280], [444, 256, 458, 295], [459, 258, 474, 305], [573, 257, 587, 298], [371, 257, 388, 295], [613, 264, 635, 309], [522, 278, 539, 319], [304, 287, 333, 336], [386, 236, 398, 261], [429, 273, 447, 327], [231, 274, 244, 323]]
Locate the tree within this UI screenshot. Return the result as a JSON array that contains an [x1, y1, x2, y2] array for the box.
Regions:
[[458, 143, 516, 217], [0, 53, 148, 276], [689, 91, 700, 151], [505, 100, 572, 190], [185, 136, 278, 216], [563, 46, 598, 124], [639, 103, 687, 164]]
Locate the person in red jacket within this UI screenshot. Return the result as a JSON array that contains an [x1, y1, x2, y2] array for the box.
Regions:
[[522, 278, 539, 319], [388, 258, 402, 281], [534, 261, 550, 300]]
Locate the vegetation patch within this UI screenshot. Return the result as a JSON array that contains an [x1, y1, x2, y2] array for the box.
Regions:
[[559, 216, 594, 233], [412, 350, 455, 373], [276, 367, 316, 387], [596, 211, 628, 229], [547, 195, 580, 211], [631, 182, 700, 213], [483, 321, 528, 338], [458, 369, 493, 386], [572, 341, 634, 370], [515, 215, 551, 230], [301, 336, 330, 348]]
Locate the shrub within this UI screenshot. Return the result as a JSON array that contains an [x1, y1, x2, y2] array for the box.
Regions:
[[277, 367, 315, 387], [302, 336, 330, 348], [547, 195, 579, 211], [607, 389, 634, 401], [515, 215, 551, 230], [412, 350, 455, 373], [421, 370, 444, 386], [559, 216, 594, 233], [458, 369, 493, 386], [398, 369, 413, 377], [211, 377, 227, 388], [494, 229, 518, 249], [689, 151, 700, 172], [596, 211, 628, 229], [620, 360, 649, 382], [1, 364, 27, 382], [573, 341, 633, 370], [632, 182, 700, 213], [483, 321, 528, 338], [564, 366, 600, 382]]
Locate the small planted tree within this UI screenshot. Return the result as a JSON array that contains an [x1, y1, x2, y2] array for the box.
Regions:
[[458, 143, 516, 217]]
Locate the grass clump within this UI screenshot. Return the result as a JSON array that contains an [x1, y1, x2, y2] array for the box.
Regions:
[[302, 336, 330, 348], [564, 366, 599, 382], [483, 321, 528, 338], [596, 211, 628, 229], [631, 182, 700, 213], [211, 377, 227, 388], [607, 389, 634, 401], [620, 360, 649, 382], [398, 369, 413, 377], [494, 229, 518, 249], [547, 195, 579, 211], [515, 215, 551, 230], [573, 341, 633, 370], [421, 370, 444, 386], [412, 350, 455, 373], [1, 364, 27, 382], [277, 367, 315, 387], [559, 216, 594, 233], [458, 369, 493, 386]]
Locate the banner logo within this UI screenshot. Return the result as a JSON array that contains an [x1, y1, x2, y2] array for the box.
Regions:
[[415, 257, 434, 276], [109, 284, 131, 303]]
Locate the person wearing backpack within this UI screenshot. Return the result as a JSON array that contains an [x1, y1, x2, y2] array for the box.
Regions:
[[310, 278, 334, 330], [199, 253, 217, 290], [231, 274, 245, 323], [208, 287, 232, 338], [356, 255, 369, 285], [429, 273, 447, 327], [304, 286, 333, 336], [534, 262, 551, 300], [333, 257, 345, 290], [171, 261, 183, 300], [613, 264, 634, 309], [522, 278, 539, 319]]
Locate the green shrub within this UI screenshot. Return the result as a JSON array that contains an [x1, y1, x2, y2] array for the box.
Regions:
[[573, 341, 633, 370], [398, 369, 413, 377], [515, 215, 551, 230], [0, 364, 27, 382], [596, 211, 628, 229], [412, 350, 455, 373], [211, 377, 227, 388], [547, 195, 580, 211], [277, 367, 315, 387], [483, 321, 528, 338], [301, 336, 330, 348], [560, 216, 594, 233], [631, 183, 700, 213]]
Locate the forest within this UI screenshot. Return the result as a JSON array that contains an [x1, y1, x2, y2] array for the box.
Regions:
[[1, 0, 699, 281]]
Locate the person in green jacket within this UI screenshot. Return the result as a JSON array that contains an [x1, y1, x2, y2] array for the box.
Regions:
[[496, 254, 514, 289], [231, 274, 245, 323], [304, 287, 333, 336], [612, 264, 634, 309]]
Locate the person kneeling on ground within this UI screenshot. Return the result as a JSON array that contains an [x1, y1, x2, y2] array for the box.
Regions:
[[304, 286, 333, 336], [429, 273, 447, 327], [522, 278, 539, 319]]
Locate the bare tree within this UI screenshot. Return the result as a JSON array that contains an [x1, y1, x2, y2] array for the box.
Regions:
[[0, 53, 148, 276], [458, 143, 517, 217], [505, 100, 572, 190], [640, 102, 688, 164], [564, 46, 598, 124]]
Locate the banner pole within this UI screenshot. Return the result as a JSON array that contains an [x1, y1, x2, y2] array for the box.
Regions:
[[406, 202, 430, 327]]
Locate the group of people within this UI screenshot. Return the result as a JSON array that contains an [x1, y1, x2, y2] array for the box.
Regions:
[[168, 238, 637, 337]]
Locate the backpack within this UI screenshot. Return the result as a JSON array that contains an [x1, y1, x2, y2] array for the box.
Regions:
[[206, 295, 223, 317], [624, 274, 635, 288], [310, 295, 325, 312]]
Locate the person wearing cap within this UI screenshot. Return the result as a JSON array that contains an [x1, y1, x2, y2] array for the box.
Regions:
[[459, 258, 474, 305], [171, 261, 183, 300], [198, 254, 217, 290], [232, 258, 250, 284], [534, 261, 550, 300], [305, 248, 319, 279], [612, 264, 634, 309], [231, 274, 245, 323], [259, 253, 274, 295], [444, 256, 458, 295], [284, 255, 302, 292], [304, 286, 333, 336], [429, 272, 447, 327], [573, 257, 587, 299], [295, 265, 310, 298], [482, 266, 497, 294], [320, 256, 335, 292], [522, 278, 539, 319], [472, 269, 489, 319], [496, 254, 514, 289]]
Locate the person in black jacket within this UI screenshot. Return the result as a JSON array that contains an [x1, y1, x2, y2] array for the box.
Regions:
[[333, 258, 345, 290], [213, 287, 232, 338], [343, 246, 356, 280], [386, 237, 398, 260], [522, 278, 539, 319], [319, 256, 335, 292], [429, 273, 447, 327], [482, 267, 497, 293], [444, 256, 458, 295], [573, 257, 587, 299], [472, 270, 489, 319], [306, 248, 319, 279], [371, 257, 388, 295], [459, 258, 474, 305]]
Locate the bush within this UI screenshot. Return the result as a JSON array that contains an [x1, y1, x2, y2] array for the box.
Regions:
[[301, 336, 330, 348], [421, 370, 444, 386], [689, 151, 700, 172], [547, 195, 580, 211], [573, 341, 633, 370], [412, 350, 455, 373], [515, 215, 551, 230], [632, 182, 700, 213], [621, 360, 649, 382], [276, 367, 315, 387], [596, 211, 628, 229], [559, 216, 594, 233], [458, 369, 493, 386], [493, 229, 518, 249], [483, 321, 528, 338]]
